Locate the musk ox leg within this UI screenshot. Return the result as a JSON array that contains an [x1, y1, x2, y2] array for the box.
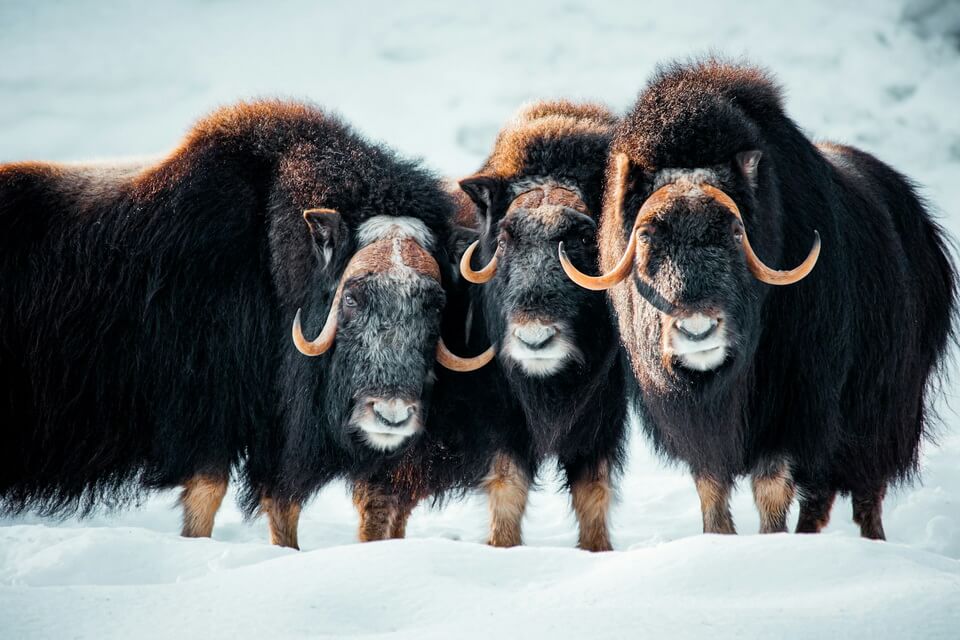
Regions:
[[694, 474, 736, 534], [483, 452, 530, 548], [179, 474, 228, 538], [568, 460, 614, 552], [852, 486, 887, 541], [795, 487, 836, 534], [260, 496, 302, 549], [389, 497, 418, 539], [751, 459, 795, 534], [352, 481, 402, 542]]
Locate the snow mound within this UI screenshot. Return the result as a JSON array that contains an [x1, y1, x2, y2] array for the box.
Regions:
[[1, 532, 958, 639]]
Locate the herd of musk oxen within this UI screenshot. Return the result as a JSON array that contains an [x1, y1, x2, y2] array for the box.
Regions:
[[0, 59, 955, 550]]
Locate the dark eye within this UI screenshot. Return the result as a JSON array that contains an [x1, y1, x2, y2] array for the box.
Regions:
[[636, 224, 655, 244], [343, 293, 357, 308], [732, 221, 744, 243]]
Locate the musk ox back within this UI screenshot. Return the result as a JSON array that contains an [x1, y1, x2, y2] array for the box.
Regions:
[[560, 60, 956, 538], [0, 100, 487, 547]]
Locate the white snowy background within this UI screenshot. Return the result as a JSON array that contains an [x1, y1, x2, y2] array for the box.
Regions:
[[1, 0, 959, 638]]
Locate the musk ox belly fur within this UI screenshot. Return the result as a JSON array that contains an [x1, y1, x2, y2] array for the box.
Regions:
[[0, 99, 459, 520]]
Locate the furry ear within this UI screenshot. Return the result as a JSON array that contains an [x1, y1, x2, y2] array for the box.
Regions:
[[458, 175, 504, 213], [735, 150, 763, 188], [448, 224, 479, 261], [303, 208, 342, 268]]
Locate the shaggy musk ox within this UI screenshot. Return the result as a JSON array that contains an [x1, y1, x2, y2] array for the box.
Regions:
[[0, 100, 489, 547], [352, 101, 629, 551], [561, 61, 956, 539]]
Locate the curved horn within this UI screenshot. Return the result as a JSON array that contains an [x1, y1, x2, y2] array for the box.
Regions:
[[559, 231, 638, 291], [700, 184, 820, 285], [436, 337, 496, 372], [559, 153, 636, 291], [291, 296, 339, 356], [460, 240, 498, 284]]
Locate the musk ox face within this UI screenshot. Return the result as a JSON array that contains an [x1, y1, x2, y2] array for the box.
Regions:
[[329, 269, 445, 451], [561, 152, 819, 388], [624, 169, 761, 378], [462, 180, 602, 378], [294, 213, 491, 452]]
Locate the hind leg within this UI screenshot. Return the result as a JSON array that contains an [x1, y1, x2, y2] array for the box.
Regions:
[[260, 495, 302, 549], [565, 459, 614, 552], [483, 452, 530, 547], [795, 485, 836, 534], [751, 458, 795, 534], [694, 473, 736, 534], [180, 474, 228, 538], [852, 486, 887, 540]]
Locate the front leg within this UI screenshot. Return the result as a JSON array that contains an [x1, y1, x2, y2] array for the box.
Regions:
[[482, 452, 530, 547], [566, 459, 614, 552], [694, 473, 736, 534], [260, 495, 302, 549], [389, 496, 419, 539], [180, 473, 228, 538], [751, 457, 795, 534], [352, 480, 402, 542]]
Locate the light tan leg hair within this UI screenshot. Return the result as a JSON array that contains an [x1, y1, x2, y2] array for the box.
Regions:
[[180, 474, 228, 538], [570, 461, 614, 552], [483, 452, 530, 547], [261, 496, 302, 550], [695, 473, 736, 534], [751, 459, 795, 534]]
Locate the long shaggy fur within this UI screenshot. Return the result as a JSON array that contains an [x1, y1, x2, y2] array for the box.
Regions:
[[367, 101, 629, 546], [606, 60, 956, 532], [0, 100, 457, 518]]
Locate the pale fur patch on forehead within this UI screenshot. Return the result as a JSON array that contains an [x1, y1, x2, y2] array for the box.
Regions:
[[651, 168, 723, 191], [357, 215, 435, 251]]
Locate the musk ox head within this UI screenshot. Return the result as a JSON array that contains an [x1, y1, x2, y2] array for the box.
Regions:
[[560, 152, 819, 388], [292, 211, 492, 451], [459, 178, 603, 378], [455, 100, 615, 379]]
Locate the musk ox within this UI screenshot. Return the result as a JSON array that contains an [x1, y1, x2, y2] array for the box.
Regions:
[[351, 101, 629, 551], [560, 61, 956, 539], [0, 100, 489, 548]]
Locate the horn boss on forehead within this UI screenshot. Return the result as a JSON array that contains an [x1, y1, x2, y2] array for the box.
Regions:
[[559, 153, 821, 291], [461, 184, 594, 285], [293, 221, 494, 371]]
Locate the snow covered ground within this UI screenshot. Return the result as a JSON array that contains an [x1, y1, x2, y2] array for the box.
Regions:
[[2, 1, 960, 638]]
